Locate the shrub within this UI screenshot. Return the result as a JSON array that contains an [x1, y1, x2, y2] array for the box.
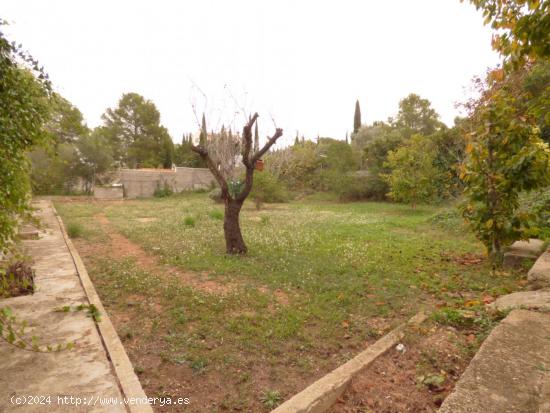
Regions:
[[250, 171, 289, 210], [208, 210, 224, 220], [183, 216, 196, 227], [333, 172, 388, 201], [67, 222, 83, 238], [154, 181, 173, 198], [383, 134, 444, 207], [519, 187, 550, 238]]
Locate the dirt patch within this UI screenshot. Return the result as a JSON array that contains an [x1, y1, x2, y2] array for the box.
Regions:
[[94, 213, 236, 295], [136, 217, 158, 223], [330, 324, 473, 413], [440, 251, 485, 266]]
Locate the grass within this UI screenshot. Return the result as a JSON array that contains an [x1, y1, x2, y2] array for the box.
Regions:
[[66, 222, 84, 238], [53, 193, 526, 412]]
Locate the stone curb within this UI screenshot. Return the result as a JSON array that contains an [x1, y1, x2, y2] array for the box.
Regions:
[[52, 203, 153, 413], [271, 312, 427, 413], [528, 249, 550, 290]]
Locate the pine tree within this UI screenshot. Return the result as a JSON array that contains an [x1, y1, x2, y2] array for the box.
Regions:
[[353, 100, 361, 134], [254, 122, 259, 152]]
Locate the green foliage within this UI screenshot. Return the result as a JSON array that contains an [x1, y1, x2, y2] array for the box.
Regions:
[[469, 0, 550, 65], [383, 134, 445, 206], [250, 171, 289, 209], [183, 216, 196, 227], [394, 93, 444, 138], [519, 187, 550, 238], [353, 99, 361, 134], [153, 181, 173, 198], [100, 92, 174, 168], [460, 85, 550, 263], [174, 138, 202, 167], [260, 390, 282, 409], [208, 210, 224, 220], [67, 222, 83, 238], [29, 95, 114, 194], [0, 22, 52, 251]]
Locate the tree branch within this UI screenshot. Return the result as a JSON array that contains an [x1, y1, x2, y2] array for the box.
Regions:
[[236, 126, 284, 202], [241, 113, 259, 168], [191, 144, 230, 199], [251, 128, 283, 164]]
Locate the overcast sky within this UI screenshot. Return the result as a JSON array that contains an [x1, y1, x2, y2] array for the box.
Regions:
[[3, 0, 500, 147]]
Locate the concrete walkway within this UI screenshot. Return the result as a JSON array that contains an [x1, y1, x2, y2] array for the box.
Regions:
[[0, 200, 149, 412], [440, 245, 550, 413]]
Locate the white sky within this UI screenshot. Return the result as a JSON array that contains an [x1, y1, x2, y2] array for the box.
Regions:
[[3, 0, 500, 147]]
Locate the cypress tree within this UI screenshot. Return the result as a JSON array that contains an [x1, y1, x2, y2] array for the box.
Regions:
[[294, 132, 299, 146], [254, 122, 259, 152], [345, 131, 349, 144], [353, 99, 361, 134], [200, 113, 207, 146]]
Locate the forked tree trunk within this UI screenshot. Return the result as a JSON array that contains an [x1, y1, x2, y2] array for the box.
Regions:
[[224, 199, 247, 254], [191, 112, 283, 255]]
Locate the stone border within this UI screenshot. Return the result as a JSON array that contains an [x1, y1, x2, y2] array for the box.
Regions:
[[52, 204, 153, 413], [271, 312, 427, 413]]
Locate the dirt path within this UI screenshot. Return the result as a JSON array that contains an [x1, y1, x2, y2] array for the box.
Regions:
[[94, 213, 236, 295]]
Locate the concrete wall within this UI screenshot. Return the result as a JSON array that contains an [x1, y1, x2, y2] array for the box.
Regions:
[[120, 167, 215, 198], [94, 186, 124, 200]]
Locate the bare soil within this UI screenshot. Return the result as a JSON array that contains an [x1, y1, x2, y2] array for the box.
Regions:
[[330, 323, 474, 413], [94, 213, 237, 295]]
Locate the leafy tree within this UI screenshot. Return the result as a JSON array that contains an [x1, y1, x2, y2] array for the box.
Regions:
[[394, 93, 444, 138], [101, 93, 173, 168], [353, 99, 361, 134], [73, 129, 115, 191], [47, 94, 89, 144], [0, 23, 52, 251], [460, 79, 550, 263], [29, 144, 79, 194], [383, 134, 444, 207], [174, 133, 202, 167], [468, 0, 550, 66]]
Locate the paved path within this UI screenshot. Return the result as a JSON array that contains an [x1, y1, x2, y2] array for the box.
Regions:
[[0, 200, 146, 412], [440, 245, 550, 413]]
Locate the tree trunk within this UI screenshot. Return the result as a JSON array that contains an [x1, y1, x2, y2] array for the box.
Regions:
[[224, 199, 247, 254]]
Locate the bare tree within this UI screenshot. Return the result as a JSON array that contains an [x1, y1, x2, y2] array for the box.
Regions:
[[192, 113, 283, 254]]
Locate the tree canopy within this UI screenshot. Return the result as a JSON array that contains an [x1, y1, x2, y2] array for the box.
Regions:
[[101, 92, 174, 168]]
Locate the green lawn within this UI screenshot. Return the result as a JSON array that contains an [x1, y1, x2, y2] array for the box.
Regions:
[[54, 193, 523, 412]]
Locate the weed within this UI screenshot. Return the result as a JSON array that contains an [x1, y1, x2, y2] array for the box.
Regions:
[[183, 216, 196, 227], [67, 222, 83, 238], [260, 390, 283, 409], [208, 210, 224, 220], [190, 356, 208, 374]]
